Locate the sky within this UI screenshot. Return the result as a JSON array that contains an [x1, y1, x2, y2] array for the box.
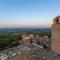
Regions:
[[0, 0, 60, 28]]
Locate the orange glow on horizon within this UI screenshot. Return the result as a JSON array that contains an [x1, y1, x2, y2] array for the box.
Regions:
[[0, 20, 52, 28]]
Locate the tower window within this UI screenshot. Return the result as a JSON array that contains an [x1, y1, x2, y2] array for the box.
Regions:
[[56, 19, 59, 24]]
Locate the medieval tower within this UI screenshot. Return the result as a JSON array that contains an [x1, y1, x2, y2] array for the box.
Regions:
[[51, 16, 60, 54]]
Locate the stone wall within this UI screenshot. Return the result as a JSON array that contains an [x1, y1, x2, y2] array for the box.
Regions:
[[51, 17, 60, 54]]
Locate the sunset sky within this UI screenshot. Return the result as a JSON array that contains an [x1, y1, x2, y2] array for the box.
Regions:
[[0, 0, 60, 28]]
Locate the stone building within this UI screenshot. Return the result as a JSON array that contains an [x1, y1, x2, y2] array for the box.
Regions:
[[51, 16, 60, 54]]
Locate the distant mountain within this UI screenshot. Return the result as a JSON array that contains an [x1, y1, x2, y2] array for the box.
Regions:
[[0, 28, 51, 30]]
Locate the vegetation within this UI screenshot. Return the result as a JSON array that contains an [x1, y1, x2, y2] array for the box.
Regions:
[[0, 31, 20, 51], [0, 28, 51, 51], [27, 28, 51, 37]]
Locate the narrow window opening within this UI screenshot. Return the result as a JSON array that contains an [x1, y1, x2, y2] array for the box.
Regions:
[[56, 19, 59, 24]]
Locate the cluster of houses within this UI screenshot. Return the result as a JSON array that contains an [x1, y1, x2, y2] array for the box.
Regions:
[[20, 34, 50, 48]]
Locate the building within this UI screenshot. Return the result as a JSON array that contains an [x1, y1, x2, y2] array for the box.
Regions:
[[51, 16, 60, 54]]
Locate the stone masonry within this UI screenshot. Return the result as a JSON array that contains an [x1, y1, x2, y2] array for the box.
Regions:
[[51, 16, 60, 54]]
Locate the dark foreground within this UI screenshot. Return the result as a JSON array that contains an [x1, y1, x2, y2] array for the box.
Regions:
[[0, 43, 60, 60]]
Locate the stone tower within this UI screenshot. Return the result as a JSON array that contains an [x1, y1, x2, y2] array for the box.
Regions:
[[51, 16, 60, 54]]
